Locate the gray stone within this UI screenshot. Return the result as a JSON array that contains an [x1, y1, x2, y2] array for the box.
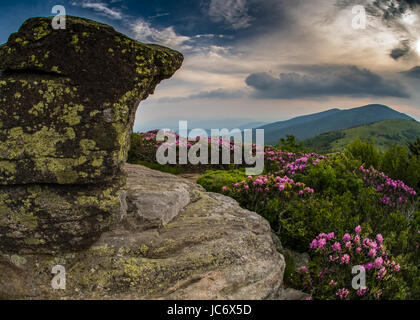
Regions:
[[0, 164, 285, 300]]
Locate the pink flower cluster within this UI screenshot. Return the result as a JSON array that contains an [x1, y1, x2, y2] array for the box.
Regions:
[[302, 226, 402, 300], [222, 174, 315, 199], [264, 147, 326, 176], [359, 165, 416, 208]]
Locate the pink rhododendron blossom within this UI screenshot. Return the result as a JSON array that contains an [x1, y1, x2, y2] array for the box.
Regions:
[[368, 249, 377, 258], [300, 266, 308, 273], [374, 257, 383, 269], [329, 280, 338, 287], [331, 242, 341, 252], [357, 287, 368, 296], [342, 233, 351, 242], [340, 254, 350, 264], [336, 288, 349, 300]]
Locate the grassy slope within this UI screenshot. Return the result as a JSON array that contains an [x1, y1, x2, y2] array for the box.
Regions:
[[303, 119, 420, 154], [261, 105, 413, 144]]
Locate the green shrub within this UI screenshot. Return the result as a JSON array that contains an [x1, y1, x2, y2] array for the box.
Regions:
[[197, 170, 248, 193], [345, 138, 381, 169], [380, 145, 420, 191], [294, 154, 363, 196]]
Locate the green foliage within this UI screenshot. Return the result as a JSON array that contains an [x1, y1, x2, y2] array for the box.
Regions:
[[295, 154, 363, 196], [128, 132, 156, 163], [130, 127, 420, 299], [197, 170, 247, 193], [407, 137, 420, 156], [345, 138, 381, 169], [276, 134, 308, 153], [381, 145, 420, 190]]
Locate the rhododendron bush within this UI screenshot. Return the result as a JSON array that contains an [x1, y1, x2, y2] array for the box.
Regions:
[[129, 132, 419, 299], [220, 174, 314, 226], [358, 165, 417, 212], [295, 226, 405, 300]]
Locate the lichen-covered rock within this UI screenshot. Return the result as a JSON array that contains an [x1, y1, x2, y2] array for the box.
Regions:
[[0, 16, 182, 253], [0, 16, 183, 184], [0, 176, 126, 254], [0, 164, 285, 300]]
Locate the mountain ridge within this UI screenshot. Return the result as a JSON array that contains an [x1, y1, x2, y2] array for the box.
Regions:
[[257, 104, 415, 144], [303, 118, 420, 153]]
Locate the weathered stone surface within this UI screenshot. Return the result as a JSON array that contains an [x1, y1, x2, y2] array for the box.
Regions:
[[278, 288, 310, 300], [0, 164, 285, 299], [0, 176, 126, 254], [0, 16, 182, 253], [0, 16, 183, 184]]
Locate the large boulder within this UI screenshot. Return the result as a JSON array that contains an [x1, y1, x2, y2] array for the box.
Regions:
[[0, 16, 183, 185], [0, 16, 182, 253], [0, 164, 285, 299]]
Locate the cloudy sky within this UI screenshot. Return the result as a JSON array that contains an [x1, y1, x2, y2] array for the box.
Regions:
[[1, 0, 420, 130]]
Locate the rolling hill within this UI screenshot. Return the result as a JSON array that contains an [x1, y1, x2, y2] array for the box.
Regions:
[[303, 119, 420, 154], [257, 104, 414, 144]]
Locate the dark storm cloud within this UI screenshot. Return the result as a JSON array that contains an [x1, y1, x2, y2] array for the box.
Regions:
[[199, 0, 292, 41], [245, 65, 410, 99], [402, 66, 420, 78], [336, 0, 420, 60], [390, 40, 411, 60], [336, 0, 420, 21]]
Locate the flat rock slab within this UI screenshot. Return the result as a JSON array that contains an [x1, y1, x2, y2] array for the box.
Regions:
[[0, 164, 285, 299]]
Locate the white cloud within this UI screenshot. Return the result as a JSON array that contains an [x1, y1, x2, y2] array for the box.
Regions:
[[130, 19, 191, 50], [73, 1, 123, 20], [208, 0, 253, 30]]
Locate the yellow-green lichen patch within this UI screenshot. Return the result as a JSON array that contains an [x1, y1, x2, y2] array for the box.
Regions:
[[0, 126, 71, 159], [57, 104, 84, 126], [79, 139, 97, 154], [13, 208, 39, 231], [28, 101, 45, 116], [24, 238, 43, 245], [33, 21, 51, 40], [71, 34, 81, 52], [91, 157, 103, 167], [51, 66, 61, 73], [33, 158, 82, 184], [0, 161, 17, 177]]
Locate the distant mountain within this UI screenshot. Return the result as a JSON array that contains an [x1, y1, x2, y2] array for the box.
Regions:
[[237, 121, 267, 130], [135, 119, 267, 134], [303, 119, 420, 154], [257, 104, 414, 144]]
